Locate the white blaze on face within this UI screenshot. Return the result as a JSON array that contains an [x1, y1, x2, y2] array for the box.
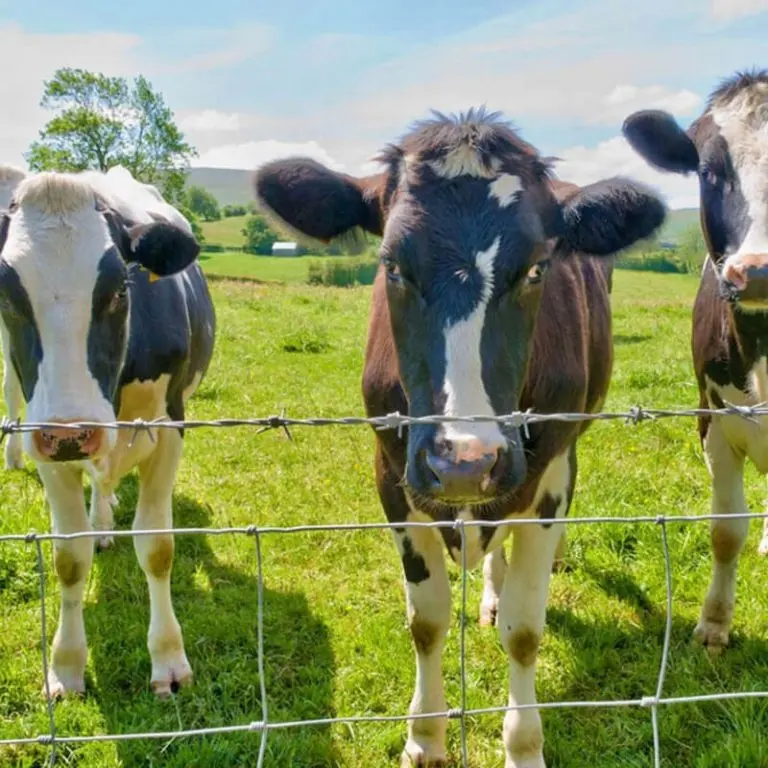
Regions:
[[3, 180, 119, 456], [440, 236, 506, 455], [712, 86, 768, 274], [489, 174, 523, 208]]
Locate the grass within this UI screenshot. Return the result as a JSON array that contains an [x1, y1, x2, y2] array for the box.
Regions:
[[199, 251, 341, 284], [3, 269, 768, 767], [199, 215, 249, 249]]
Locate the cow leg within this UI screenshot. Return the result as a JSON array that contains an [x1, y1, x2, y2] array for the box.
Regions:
[[394, 525, 451, 767], [498, 520, 562, 768], [133, 428, 191, 696], [480, 547, 506, 627], [2, 329, 24, 470], [89, 487, 117, 551], [37, 463, 92, 697], [694, 421, 748, 655]]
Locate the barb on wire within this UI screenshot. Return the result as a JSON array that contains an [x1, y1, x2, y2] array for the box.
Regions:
[[0, 415, 19, 446]]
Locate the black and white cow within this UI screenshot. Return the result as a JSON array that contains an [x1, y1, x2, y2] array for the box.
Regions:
[[623, 69, 768, 656], [252, 109, 666, 767], [0, 165, 216, 697], [0, 164, 27, 470]]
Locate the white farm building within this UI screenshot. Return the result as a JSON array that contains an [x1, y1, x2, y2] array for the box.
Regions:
[[272, 241, 299, 256]]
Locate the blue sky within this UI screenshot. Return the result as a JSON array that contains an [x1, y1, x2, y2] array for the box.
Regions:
[[1, 0, 767, 207]]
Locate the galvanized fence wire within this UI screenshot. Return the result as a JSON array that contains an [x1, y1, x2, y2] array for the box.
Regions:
[[3, 403, 768, 767]]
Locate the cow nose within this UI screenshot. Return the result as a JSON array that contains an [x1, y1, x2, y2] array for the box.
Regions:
[[33, 424, 104, 462], [722, 255, 768, 305], [425, 439, 503, 501]]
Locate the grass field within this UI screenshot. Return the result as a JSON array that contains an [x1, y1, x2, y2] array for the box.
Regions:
[[199, 251, 333, 283], [199, 215, 249, 249], [4, 269, 768, 768]]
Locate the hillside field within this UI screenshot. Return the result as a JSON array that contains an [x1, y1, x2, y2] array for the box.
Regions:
[[3, 270, 768, 767]]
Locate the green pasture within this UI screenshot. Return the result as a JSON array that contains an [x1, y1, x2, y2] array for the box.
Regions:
[[3, 270, 768, 767]]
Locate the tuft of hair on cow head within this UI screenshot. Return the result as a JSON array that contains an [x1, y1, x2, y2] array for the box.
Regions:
[[251, 157, 385, 252], [621, 109, 700, 175], [556, 176, 669, 257], [97, 198, 200, 279]]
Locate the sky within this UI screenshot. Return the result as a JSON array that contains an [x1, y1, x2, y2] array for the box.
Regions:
[[1, 0, 767, 209]]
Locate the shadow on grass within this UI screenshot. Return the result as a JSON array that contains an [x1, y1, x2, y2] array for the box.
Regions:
[[613, 333, 652, 346], [65, 475, 337, 768]]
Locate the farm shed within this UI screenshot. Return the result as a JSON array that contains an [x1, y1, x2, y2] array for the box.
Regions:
[[272, 241, 298, 256]]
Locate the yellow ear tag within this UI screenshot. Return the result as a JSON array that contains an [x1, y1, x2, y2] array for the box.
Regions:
[[148, 272, 161, 283]]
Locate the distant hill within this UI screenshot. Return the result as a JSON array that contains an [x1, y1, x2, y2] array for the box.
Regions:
[[188, 166, 701, 243], [187, 168, 255, 206]]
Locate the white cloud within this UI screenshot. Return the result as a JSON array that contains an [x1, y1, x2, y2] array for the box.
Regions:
[[0, 23, 143, 168], [193, 139, 345, 172], [710, 0, 768, 21], [592, 84, 701, 125], [554, 136, 699, 209], [179, 110, 242, 133]]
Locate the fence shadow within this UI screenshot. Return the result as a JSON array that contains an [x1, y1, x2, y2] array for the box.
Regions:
[[75, 475, 338, 768]]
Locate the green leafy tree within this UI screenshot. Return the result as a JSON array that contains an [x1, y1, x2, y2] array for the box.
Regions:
[[186, 185, 221, 221], [26, 68, 196, 204], [243, 215, 279, 255]]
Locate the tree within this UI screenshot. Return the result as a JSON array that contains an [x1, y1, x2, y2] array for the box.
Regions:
[[26, 68, 196, 204], [243, 215, 279, 255], [186, 185, 221, 221]]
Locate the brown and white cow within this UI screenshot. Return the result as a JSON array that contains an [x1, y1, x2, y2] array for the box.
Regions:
[[623, 69, 768, 657], [253, 109, 666, 767]]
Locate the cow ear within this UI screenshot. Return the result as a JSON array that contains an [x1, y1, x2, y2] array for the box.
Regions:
[[559, 177, 667, 257], [126, 221, 200, 277], [102, 207, 199, 278], [253, 157, 384, 251], [622, 109, 699, 174]]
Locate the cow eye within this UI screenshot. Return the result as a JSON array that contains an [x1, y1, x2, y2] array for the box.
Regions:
[[382, 255, 402, 284], [526, 258, 551, 285]]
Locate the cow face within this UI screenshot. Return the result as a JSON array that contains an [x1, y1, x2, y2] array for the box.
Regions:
[[0, 171, 200, 463], [623, 69, 768, 308], [253, 109, 666, 506]]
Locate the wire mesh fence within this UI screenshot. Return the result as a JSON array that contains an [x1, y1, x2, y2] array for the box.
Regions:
[[2, 403, 768, 767]]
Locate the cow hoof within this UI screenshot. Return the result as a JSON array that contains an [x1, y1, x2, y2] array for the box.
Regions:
[[693, 619, 730, 658], [479, 601, 498, 628], [95, 535, 115, 551], [44, 669, 85, 700], [401, 737, 447, 767], [151, 658, 193, 698], [505, 756, 546, 768]]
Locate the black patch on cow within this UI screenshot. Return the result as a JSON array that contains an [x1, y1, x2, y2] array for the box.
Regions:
[[0, 259, 43, 401], [537, 493, 562, 529], [401, 535, 430, 583], [88, 248, 129, 403], [709, 388, 726, 410]]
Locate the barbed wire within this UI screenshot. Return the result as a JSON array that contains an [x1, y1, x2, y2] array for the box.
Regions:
[[2, 402, 768, 766]]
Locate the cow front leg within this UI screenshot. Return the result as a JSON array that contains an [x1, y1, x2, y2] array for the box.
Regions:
[[134, 428, 191, 696], [37, 464, 93, 697], [89, 487, 117, 551], [394, 525, 451, 767], [2, 331, 24, 470], [480, 547, 506, 627], [694, 421, 749, 656], [498, 520, 563, 768]]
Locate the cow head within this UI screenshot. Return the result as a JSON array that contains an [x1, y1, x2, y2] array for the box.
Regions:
[[623, 69, 768, 309], [253, 108, 666, 505], [0, 171, 200, 463]]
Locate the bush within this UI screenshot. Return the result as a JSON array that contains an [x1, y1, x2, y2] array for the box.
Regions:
[[223, 204, 249, 217], [186, 185, 221, 221], [243, 214, 279, 255], [306, 255, 379, 287]]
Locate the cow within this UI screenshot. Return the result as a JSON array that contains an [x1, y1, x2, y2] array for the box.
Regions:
[[252, 108, 666, 767], [0, 165, 216, 697], [0, 164, 27, 470], [622, 68, 768, 657]]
